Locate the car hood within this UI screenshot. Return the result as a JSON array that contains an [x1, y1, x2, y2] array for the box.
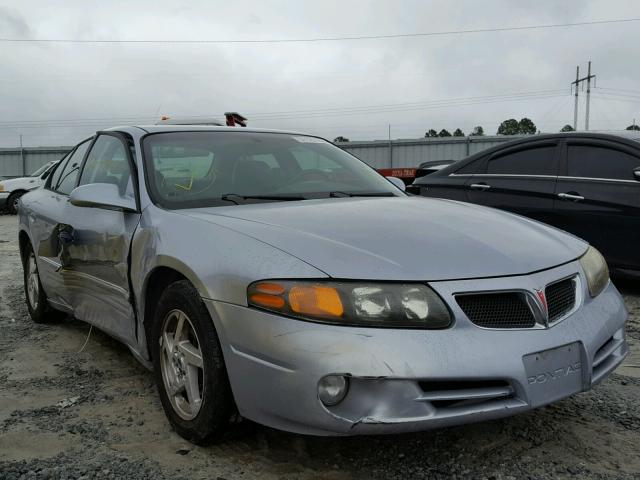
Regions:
[[180, 197, 587, 281], [0, 176, 41, 190]]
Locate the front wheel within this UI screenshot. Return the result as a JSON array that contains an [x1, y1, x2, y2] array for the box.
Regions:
[[151, 280, 234, 444], [7, 191, 24, 214]]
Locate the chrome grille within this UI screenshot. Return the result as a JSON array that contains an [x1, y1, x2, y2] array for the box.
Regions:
[[456, 292, 536, 329], [545, 277, 576, 322]]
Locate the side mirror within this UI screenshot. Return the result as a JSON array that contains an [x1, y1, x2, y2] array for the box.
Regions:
[[634, 167, 640, 181], [70, 183, 137, 212], [386, 176, 406, 192]]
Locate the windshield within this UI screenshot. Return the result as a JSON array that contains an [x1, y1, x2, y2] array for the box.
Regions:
[[30, 162, 54, 177], [142, 131, 401, 209]]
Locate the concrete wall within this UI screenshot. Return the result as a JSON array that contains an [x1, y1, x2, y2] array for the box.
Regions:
[[0, 134, 527, 178]]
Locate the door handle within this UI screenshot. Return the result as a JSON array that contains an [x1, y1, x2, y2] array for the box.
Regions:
[[469, 183, 491, 191], [557, 192, 584, 202]]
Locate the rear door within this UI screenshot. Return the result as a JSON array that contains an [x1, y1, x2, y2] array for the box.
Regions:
[[555, 139, 640, 272], [61, 132, 142, 343], [465, 141, 560, 225], [31, 139, 93, 308]]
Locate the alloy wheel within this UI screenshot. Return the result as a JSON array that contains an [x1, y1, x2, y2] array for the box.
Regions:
[[159, 309, 205, 420], [26, 253, 39, 310]]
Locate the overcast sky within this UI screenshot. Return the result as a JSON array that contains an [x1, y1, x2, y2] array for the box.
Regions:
[[0, 0, 639, 147]]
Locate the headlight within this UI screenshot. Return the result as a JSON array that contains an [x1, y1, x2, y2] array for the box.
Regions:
[[247, 280, 452, 328], [579, 246, 609, 297]]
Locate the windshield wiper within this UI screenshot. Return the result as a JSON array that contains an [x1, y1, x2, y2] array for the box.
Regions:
[[220, 193, 306, 204], [328, 191, 397, 198]]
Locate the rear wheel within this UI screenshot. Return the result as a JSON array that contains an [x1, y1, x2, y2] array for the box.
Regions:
[[23, 242, 65, 323], [7, 191, 24, 214], [152, 280, 234, 444]]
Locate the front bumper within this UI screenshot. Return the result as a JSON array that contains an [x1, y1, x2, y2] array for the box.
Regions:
[[204, 261, 628, 436]]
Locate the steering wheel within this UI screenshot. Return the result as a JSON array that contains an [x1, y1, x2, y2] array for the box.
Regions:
[[168, 167, 220, 196], [287, 169, 329, 185]]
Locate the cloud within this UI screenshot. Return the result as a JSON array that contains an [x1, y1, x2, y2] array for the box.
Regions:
[[0, 0, 638, 146]]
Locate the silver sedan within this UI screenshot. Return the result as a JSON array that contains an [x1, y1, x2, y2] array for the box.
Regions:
[[18, 126, 628, 443]]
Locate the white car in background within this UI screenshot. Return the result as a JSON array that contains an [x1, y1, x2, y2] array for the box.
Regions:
[[0, 160, 61, 214]]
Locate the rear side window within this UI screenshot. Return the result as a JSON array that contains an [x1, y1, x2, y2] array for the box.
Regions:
[[48, 157, 69, 190], [53, 140, 91, 195], [567, 145, 640, 181], [487, 145, 557, 176]]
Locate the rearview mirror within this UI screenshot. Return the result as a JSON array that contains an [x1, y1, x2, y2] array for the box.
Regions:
[[386, 176, 406, 191], [70, 183, 137, 212], [634, 167, 640, 181]]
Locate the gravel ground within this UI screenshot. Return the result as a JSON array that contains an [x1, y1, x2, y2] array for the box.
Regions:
[[0, 213, 639, 480]]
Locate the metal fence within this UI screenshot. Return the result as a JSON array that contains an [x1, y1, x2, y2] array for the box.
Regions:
[[0, 135, 527, 178], [339, 135, 526, 169], [0, 146, 71, 178]]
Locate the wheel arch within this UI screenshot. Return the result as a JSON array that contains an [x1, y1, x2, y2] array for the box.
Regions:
[[18, 228, 31, 265], [140, 261, 210, 361]]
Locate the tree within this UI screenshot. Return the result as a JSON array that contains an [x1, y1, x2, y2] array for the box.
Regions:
[[438, 129, 452, 137], [425, 129, 438, 137], [453, 128, 465, 137], [497, 118, 520, 135], [333, 136, 349, 143], [518, 117, 537, 135], [497, 118, 537, 135], [560, 124, 575, 132], [626, 124, 640, 131], [470, 126, 485, 136]]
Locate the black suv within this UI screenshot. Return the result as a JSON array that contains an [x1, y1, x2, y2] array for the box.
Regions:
[[411, 132, 640, 277]]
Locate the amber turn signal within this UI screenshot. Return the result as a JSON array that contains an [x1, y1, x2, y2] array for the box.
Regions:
[[289, 285, 344, 318]]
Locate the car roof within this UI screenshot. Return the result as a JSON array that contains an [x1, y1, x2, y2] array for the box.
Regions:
[[427, 131, 640, 178], [104, 124, 316, 137]]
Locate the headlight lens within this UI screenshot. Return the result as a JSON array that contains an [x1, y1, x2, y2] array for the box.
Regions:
[[248, 280, 452, 328], [579, 246, 609, 297]]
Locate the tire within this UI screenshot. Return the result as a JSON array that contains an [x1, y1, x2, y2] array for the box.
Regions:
[[23, 242, 65, 323], [151, 280, 234, 444], [7, 191, 24, 215]]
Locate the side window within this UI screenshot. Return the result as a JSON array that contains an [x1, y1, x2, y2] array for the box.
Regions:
[[567, 145, 640, 181], [486, 145, 557, 176], [456, 158, 484, 174], [54, 140, 91, 195], [48, 157, 69, 190], [79, 135, 135, 198]]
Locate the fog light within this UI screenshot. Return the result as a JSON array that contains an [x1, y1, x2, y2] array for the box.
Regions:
[[318, 375, 349, 406]]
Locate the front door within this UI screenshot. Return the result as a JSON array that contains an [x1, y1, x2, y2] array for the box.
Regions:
[[465, 141, 560, 226], [555, 139, 640, 273], [60, 133, 142, 343]]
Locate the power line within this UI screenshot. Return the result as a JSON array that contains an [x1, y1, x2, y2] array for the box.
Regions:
[[0, 91, 568, 129], [1, 18, 638, 45]]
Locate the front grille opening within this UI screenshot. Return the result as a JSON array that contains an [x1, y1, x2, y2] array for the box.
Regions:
[[456, 292, 535, 328], [546, 277, 576, 322], [595, 335, 616, 361], [418, 380, 514, 410], [419, 379, 509, 392]]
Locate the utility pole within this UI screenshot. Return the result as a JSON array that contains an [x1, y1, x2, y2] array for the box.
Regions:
[[19, 134, 25, 176], [572, 66, 579, 130], [585, 61, 594, 130], [388, 124, 392, 168], [570, 62, 596, 131]]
